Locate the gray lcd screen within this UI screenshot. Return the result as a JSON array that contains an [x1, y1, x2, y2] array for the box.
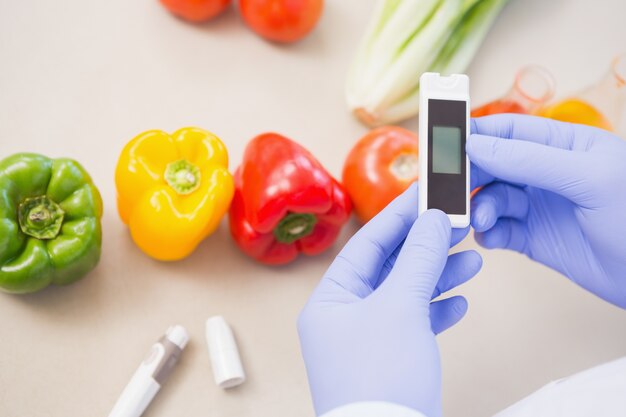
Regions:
[[432, 126, 461, 174]]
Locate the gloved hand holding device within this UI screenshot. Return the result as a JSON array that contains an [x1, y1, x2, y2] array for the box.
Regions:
[[469, 114, 626, 309], [298, 183, 482, 417]]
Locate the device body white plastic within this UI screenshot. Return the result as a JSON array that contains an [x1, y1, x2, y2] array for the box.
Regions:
[[108, 326, 188, 417], [418, 72, 470, 228]]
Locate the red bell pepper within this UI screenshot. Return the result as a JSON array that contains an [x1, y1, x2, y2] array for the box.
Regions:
[[229, 133, 352, 265]]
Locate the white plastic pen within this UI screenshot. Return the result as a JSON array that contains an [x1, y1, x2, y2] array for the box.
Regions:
[[108, 325, 189, 417]]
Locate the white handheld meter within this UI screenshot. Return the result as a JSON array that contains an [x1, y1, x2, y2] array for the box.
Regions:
[[418, 72, 470, 228]]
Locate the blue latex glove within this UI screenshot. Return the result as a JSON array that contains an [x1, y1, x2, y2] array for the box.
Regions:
[[468, 114, 626, 309], [298, 183, 482, 417]]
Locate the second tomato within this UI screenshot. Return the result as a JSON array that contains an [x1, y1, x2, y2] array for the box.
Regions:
[[343, 127, 418, 223], [160, 0, 232, 22], [238, 0, 323, 43]]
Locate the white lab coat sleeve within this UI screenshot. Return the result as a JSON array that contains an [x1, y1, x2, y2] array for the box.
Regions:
[[320, 402, 427, 417], [494, 356, 626, 417]]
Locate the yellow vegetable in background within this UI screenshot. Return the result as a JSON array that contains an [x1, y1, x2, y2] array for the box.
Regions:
[[115, 127, 234, 261], [536, 99, 613, 131]]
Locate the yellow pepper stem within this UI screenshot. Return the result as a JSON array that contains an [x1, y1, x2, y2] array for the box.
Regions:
[[165, 159, 201, 195]]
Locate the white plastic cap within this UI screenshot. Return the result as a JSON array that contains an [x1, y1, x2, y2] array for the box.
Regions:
[[205, 316, 246, 389], [166, 325, 189, 350]]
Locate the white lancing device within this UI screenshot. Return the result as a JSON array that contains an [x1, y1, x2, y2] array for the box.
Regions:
[[108, 325, 189, 417], [419, 72, 470, 228]]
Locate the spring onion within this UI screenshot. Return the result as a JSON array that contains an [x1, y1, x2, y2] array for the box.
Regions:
[[347, 0, 510, 126]]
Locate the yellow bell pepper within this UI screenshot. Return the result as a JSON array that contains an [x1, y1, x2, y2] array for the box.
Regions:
[[115, 127, 234, 261]]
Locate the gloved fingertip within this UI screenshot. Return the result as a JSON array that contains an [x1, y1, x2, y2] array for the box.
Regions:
[[470, 117, 478, 135], [471, 202, 495, 232], [419, 209, 452, 239], [466, 249, 483, 270], [430, 296, 468, 334], [452, 296, 468, 316], [421, 208, 448, 221], [467, 133, 493, 149], [468, 134, 501, 166]]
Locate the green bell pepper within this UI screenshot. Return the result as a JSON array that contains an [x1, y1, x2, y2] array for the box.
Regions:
[[0, 153, 103, 294]]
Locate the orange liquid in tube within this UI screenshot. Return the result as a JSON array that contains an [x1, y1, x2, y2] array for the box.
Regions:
[[471, 66, 555, 117], [537, 99, 613, 131], [472, 100, 528, 117], [537, 54, 626, 135]]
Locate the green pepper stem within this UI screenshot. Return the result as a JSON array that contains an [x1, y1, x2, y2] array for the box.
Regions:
[[273, 213, 318, 244], [165, 159, 201, 195], [18, 196, 65, 240]]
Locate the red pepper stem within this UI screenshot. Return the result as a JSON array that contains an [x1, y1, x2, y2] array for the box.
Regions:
[[273, 213, 317, 244]]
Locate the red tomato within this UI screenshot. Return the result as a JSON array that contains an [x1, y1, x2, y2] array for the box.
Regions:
[[238, 0, 323, 43], [342, 127, 418, 223], [160, 0, 232, 22]]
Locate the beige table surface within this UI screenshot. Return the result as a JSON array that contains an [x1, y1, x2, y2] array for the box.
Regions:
[[2, 1, 626, 416]]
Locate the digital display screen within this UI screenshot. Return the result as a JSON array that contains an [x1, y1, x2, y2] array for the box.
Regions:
[[432, 126, 461, 174], [427, 98, 467, 214]]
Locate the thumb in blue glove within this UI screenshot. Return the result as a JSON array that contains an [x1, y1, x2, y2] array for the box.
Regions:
[[298, 183, 482, 417], [468, 114, 626, 308]]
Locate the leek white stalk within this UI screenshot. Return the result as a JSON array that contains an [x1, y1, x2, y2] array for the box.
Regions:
[[347, 0, 510, 126]]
